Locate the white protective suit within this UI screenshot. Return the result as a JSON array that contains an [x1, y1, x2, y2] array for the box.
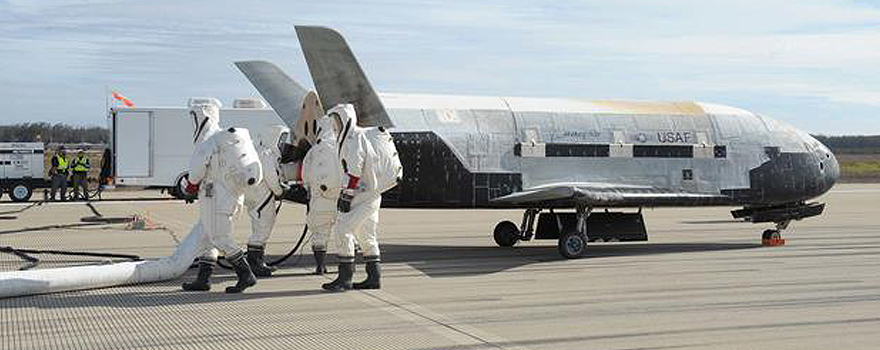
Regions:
[[187, 102, 222, 262], [329, 104, 382, 262], [245, 125, 290, 248], [301, 116, 343, 253], [188, 105, 263, 259]]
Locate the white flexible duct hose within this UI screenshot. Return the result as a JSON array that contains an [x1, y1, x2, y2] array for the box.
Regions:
[[0, 224, 204, 298]]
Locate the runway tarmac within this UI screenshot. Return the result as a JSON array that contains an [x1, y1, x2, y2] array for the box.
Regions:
[[1, 184, 879, 350]]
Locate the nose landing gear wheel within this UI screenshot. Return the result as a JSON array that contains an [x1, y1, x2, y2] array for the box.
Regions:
[[762, 229, 780, 240], [558, 230, 588, 259], [762, 229, 785, 246], [493, 220, 521, 247]]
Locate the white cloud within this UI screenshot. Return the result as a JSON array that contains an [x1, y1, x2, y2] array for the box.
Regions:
[[0, 0, 878, 133]]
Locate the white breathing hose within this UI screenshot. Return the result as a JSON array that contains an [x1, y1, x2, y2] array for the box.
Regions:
[[0, 223, 205, 298]]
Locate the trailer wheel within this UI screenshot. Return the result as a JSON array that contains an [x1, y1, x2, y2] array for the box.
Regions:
[[9, 182, 33, 202], [172, 173, 197, 201]]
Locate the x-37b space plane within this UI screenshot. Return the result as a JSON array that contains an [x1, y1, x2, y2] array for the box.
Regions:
[[237, 26, 839, 259]]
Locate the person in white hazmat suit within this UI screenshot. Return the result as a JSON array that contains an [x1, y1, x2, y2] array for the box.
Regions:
[[189, 124, 291, 281], [293, 115, 343, 275], [322, 104, 402, 292], [242, 125, 291, 277], [180, 101, 264, 293]]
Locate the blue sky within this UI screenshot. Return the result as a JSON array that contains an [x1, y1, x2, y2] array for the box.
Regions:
[[1, 0, 878, 135]]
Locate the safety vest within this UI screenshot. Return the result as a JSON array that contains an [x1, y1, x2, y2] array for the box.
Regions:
[[55, 155, 68, 172], [73, 155, 90, 172]]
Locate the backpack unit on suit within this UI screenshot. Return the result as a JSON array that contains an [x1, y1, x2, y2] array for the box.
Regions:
[[365, 127, 402, 193]]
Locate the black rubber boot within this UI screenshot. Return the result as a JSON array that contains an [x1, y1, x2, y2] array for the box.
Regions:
[[353, 260, 381, 290], [246, 244, 276, 278], [322, 262, 354, 292], [182, 260, 214, 291], [313, 250, 328, 275], [225, 252, 257, 294]]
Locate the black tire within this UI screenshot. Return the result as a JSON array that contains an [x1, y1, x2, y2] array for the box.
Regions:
[[558, 230, 588, 259], [169, 184, 181, 199], [172, 173, 197, 201], [762, 229, 781, 240], [9, 182, 33, 202], [493, 220, 520, 247]]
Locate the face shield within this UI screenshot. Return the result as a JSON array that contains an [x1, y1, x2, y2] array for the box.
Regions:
[[329, 112, 343, 136], [325, 104, 357, 140], [277, 130, 290, 151], [257, 124, 291, 152], [190, 110, 200, 137]]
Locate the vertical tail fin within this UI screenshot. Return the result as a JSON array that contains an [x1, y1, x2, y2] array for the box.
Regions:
[[295, 26, 393, 128], [234, 60, 309, 131]]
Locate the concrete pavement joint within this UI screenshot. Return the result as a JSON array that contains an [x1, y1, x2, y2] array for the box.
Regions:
[[357, 288, 533, 350]]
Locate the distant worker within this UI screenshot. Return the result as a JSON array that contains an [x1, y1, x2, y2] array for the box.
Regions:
[[71, 150, 91, 201], [99, 148, 112, 187], [49, 146, 69, 201], [242, 125, 291, 277], [180, 101, 264, 293], [322, 104, 402, 292]]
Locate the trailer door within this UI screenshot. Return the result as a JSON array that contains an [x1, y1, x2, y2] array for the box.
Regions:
[[115, 111, 152, 177]]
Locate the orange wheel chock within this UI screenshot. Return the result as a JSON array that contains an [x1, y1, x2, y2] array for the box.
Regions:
[[762, 238, 786, 246]]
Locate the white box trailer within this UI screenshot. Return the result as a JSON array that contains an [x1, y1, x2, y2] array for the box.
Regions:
[[0, 142, 49, 202], [109, 99, 286, 198]]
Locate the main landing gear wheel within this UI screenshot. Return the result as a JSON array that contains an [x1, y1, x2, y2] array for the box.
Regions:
[[493, 220, 520, 247], [558, 230, 588, 259], [557, 204, 592, 259]]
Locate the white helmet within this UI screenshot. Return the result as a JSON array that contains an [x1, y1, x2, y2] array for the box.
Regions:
[[189, 103, 221, 144], [326, 103, 357, 141]]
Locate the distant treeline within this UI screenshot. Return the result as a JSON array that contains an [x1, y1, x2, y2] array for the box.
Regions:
[[0, 122, 109, 144], [813, 135, 880, 154]]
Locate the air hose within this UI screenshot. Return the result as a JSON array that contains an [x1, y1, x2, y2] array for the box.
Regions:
[[0, 202, 140, 270], [0, 200, 45, 218], [216, 224, 309, 270], [0, 246, 142, 271], [268, 224, 309, 267], [2, 198, 308, 272]]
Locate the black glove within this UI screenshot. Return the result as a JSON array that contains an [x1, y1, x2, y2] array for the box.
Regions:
[[337, 190, 354, 213], [275, 182, 291, 200], [281, 184, 309, 204], [280, 139, 311, 164]]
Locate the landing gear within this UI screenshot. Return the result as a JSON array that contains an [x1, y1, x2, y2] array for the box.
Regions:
[[761, 229, 781, 240], [492, 208, 540, 247], [558, 205, 591, 259], [493, 205, 594, 259], [493, 221, 520, 247], [558, 230, 588, 259], [762, 220, 788, 246]]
